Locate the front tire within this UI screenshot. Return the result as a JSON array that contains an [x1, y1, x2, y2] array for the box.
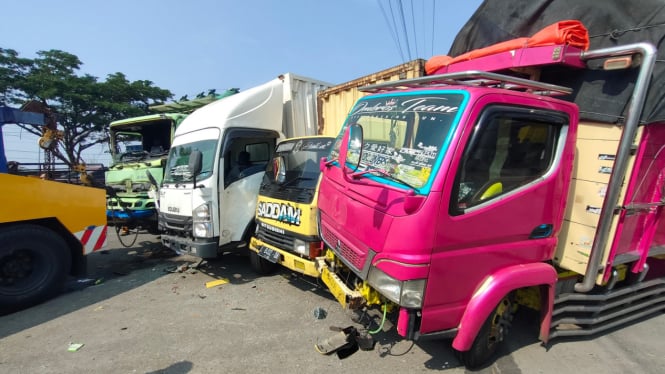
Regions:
[[0, 225, 71, 314], [455, 295, 515, 369]]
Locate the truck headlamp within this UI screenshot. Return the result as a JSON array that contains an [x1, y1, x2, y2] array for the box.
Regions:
[[193, 203, 212, 238], [367, 266, 425, 308], [193, 222, 213, 238], [293, 239, 307, 256], [193, 203, 211, 221], [400, 278, 426, 308]]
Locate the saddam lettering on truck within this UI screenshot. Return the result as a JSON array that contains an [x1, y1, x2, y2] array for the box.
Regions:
[[257, 202, 302, 226]]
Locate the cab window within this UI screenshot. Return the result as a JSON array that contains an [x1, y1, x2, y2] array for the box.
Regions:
[[451, 105, 567, 214]]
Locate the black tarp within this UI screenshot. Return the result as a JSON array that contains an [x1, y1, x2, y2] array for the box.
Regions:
[[447, 0, 665, 124]]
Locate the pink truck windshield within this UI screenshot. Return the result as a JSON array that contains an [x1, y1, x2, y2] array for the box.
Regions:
[[331, 92, 466, 194]]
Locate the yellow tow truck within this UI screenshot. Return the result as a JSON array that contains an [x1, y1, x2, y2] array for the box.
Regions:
[[0, 106, 107, 314]]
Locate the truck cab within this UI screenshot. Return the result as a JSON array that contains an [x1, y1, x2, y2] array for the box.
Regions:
[[157, 74, 330, 259], [158, 80, 282, 258], [249, 135, 334, 276], [106, 113, 186, 231], [318, 69, 577, 316]]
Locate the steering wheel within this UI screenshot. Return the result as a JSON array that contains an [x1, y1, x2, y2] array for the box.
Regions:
[[470, 181, 503, 204]]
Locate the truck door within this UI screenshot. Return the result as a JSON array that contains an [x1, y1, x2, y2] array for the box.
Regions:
[[218, 128, 278, 245], [424, 102, 576, 329]]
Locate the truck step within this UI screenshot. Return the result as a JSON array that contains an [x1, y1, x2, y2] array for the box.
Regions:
[[550, 278, 665, 339]]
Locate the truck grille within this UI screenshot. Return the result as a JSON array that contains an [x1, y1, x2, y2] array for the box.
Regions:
[[320, 223, 364, 272], [256, 225, 295, 250], [158, 212, 192, 234]]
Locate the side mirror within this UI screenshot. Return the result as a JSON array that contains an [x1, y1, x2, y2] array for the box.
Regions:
[[346, 123, 364, 172], [188, 150, 203, 177], [273, 155, 286, 184], [146, 170, 159, 188], [319, 156, 328, 172]]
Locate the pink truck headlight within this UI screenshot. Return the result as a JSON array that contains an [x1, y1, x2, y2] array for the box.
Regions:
[[367, 266, 426, 308]]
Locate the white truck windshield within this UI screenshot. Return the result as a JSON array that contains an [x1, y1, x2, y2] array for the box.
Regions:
[[163, 139, 218, 183]]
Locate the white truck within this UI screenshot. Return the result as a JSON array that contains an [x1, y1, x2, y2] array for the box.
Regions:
[[157, 74, 331, 258]]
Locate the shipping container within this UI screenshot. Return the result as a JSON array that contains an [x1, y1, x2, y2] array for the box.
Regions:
[[317, 59, 425, 137]]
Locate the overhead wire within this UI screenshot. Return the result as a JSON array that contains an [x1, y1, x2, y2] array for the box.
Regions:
[[397, 0, 412, 61], [410, 0, 418, 58], [381, 1, 404, 62], [379, 0, 437, 63], [378, 0, 406, 62], [431, 0, 436, 57]]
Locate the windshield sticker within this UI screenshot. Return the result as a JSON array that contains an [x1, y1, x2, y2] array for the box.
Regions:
[[360, 142, 439, 185], [350, 96, 459, 116], [276, 142, 295, 153], [257, 202, 302, 226], [278, 139, 333, 153], [169, 164, 192, 179], [300, 139, 333, 150]]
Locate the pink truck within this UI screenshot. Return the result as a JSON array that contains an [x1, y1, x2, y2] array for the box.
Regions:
[[315, 36, 665, 368]]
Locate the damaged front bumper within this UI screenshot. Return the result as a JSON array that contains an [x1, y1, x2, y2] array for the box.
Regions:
[[315, 257, 366, 310], [249, 237, 320, 278], [161, 234, 219, 258]]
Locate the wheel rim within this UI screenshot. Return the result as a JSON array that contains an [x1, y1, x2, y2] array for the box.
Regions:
[[0, 248, 48, 296], [486, 297, 514, 350]]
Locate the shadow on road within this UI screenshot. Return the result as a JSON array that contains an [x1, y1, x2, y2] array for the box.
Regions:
[[1, 232, 286, 341], [145, 360, 194, 374], [0, 233, 182, 338]]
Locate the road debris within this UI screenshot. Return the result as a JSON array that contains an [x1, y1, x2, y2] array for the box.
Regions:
[[67, 343, 84, 352], [315, 326, 374, 359], [313, 307, 327, 319], [205, 279, 229, 288], [164, 260, 206, 274], [66, 278, 103, 291]]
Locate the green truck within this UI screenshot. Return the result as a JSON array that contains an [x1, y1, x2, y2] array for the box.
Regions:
[[105, 90, 238, 232]]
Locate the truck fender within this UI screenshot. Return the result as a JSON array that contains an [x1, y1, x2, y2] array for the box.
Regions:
[[452, 262, 557, 351]]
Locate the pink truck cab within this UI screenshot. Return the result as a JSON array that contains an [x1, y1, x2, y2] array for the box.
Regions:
[[316, 42, 665, 368]]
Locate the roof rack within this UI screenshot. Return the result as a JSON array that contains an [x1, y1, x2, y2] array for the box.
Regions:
[[359, 71, 572, 96], [149, 88, 240, 113]]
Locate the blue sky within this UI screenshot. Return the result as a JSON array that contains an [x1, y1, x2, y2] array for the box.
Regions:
[[1, 0, 483, 165]]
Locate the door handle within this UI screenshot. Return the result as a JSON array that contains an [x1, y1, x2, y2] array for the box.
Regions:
[[529, 224, 553, 239]]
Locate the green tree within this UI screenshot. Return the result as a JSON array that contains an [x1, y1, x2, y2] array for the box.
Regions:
[[0, 48, 172, 166]]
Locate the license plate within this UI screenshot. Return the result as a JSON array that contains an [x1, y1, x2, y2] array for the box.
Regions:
[[258, 246, 281, 263]]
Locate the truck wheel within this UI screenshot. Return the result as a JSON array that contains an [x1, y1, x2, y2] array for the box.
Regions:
[[455, 295, 515, 369], [249, 251, 278, 275], [0, 225, 71, 314]]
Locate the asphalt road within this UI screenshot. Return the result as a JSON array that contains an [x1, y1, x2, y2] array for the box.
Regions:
[[1, 231, 665, 374]]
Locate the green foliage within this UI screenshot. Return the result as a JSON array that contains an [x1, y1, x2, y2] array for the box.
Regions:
[[0, 48, 173, 166]]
